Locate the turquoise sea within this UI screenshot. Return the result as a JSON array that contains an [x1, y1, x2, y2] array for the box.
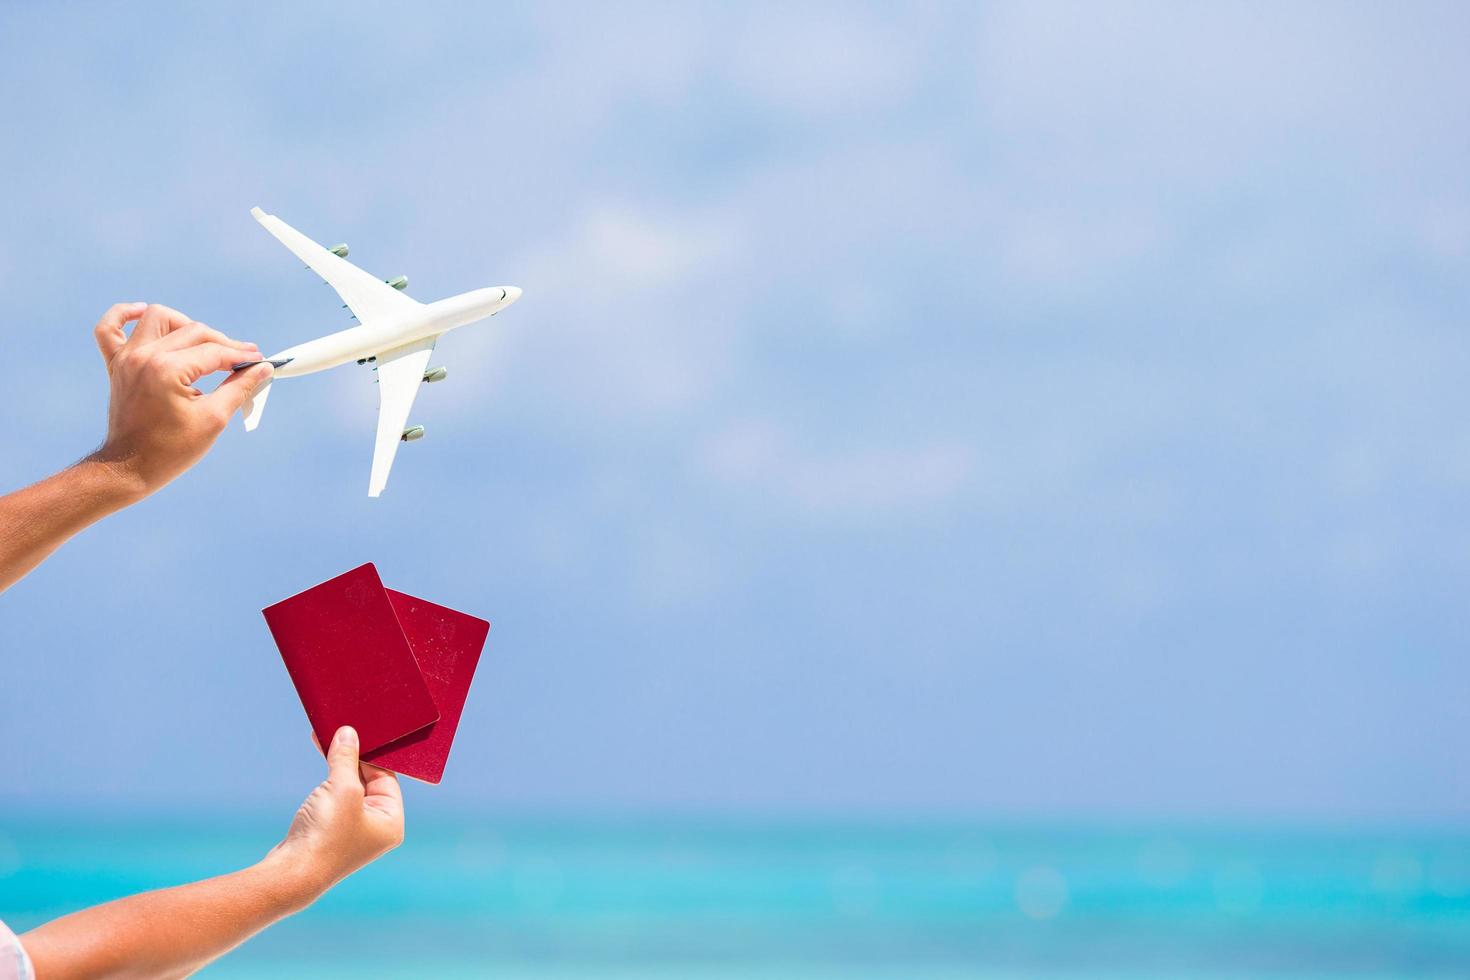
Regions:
[[2, 817, 1467, 978]]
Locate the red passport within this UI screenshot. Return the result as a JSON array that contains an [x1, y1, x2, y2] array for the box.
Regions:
[[263, 563, 440, 754], [263, 563, 490, 783], [361, 590, 490, 783]]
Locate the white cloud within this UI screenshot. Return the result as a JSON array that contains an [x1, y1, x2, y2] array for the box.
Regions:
[[998, 201, 1171, 289], [1417, 197, 1470, 260], [573, 205, 739, 288], [975, 1, 1468, 183], [697, 419, 975, 515], [451, 200, 749, 420], [723, 6, 925, 115]]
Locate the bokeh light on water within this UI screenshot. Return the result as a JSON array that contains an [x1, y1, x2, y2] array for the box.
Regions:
[[3, 817, 1468, 978]]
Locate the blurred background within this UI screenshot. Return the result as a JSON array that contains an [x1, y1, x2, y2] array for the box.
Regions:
[[1, 2, 1467, 976]]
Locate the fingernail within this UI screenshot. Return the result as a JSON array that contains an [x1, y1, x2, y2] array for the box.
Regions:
[[130, 301, 148, 309], [340, 726, 358, 747]]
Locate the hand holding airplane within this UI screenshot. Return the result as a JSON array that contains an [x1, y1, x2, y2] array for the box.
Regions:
[[245, 207, 522, 496]]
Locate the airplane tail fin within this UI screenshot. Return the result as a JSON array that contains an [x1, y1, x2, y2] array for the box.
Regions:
[[242, 378, 272, 431]]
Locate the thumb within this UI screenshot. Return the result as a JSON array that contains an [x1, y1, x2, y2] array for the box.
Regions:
[[325, 726, 361, 787], [94, 302, 148, 365], [209, 361, 273, 417]]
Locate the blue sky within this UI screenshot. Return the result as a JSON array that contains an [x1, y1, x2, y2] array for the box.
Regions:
[[0, 1, 1467, 824]]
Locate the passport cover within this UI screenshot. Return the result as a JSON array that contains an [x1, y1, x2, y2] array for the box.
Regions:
[[362, 589, 491, 783], [263, 563, 440, 754]]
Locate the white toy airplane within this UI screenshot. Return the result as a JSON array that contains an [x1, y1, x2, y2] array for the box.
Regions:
[[244, 206, 522, 497]]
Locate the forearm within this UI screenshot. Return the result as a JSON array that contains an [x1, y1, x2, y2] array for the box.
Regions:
[[20, 850, 326, 980], [0, 455, 144, 593], [1, 303, 269, 595]]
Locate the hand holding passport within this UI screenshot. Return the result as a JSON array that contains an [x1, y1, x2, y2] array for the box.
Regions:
[[263, 563, 489, 784]]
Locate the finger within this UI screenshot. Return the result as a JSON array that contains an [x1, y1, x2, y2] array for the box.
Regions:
[[325, 726, 361, 788], [94, 302, 148, 363], [152, 321, 259, 355], [208, 362, 273, 418], [360, 762, 403, 814], [167, 342, 255, 385], [126, 304, 193, 347]]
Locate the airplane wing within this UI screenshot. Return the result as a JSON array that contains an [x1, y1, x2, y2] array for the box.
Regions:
[[251, 207, 420, 324], [369, 335, 438, 497]]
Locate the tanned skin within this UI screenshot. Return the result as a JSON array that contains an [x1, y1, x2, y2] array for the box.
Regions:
[[2, 304, 406, 979]]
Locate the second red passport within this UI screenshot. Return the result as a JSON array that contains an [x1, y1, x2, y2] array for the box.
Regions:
[[263, 563, 439, 754], [362, 590, 490, 784]]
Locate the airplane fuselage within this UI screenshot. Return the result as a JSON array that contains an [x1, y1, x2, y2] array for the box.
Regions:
[[269, 286, 521, 378]]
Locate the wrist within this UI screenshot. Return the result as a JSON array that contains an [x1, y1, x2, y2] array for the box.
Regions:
[[255, 845, 338, 913], [77, 451, 152, 508]]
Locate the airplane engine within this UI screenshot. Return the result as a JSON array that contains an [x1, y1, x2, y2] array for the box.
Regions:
[[423, 366, 448, 383], [401, 425, 426, 442], [328, 243, 349, 257], [385, 275, 409, 291]]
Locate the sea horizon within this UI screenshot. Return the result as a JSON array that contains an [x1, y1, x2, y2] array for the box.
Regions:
[[4, 812, 1466, 978]]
